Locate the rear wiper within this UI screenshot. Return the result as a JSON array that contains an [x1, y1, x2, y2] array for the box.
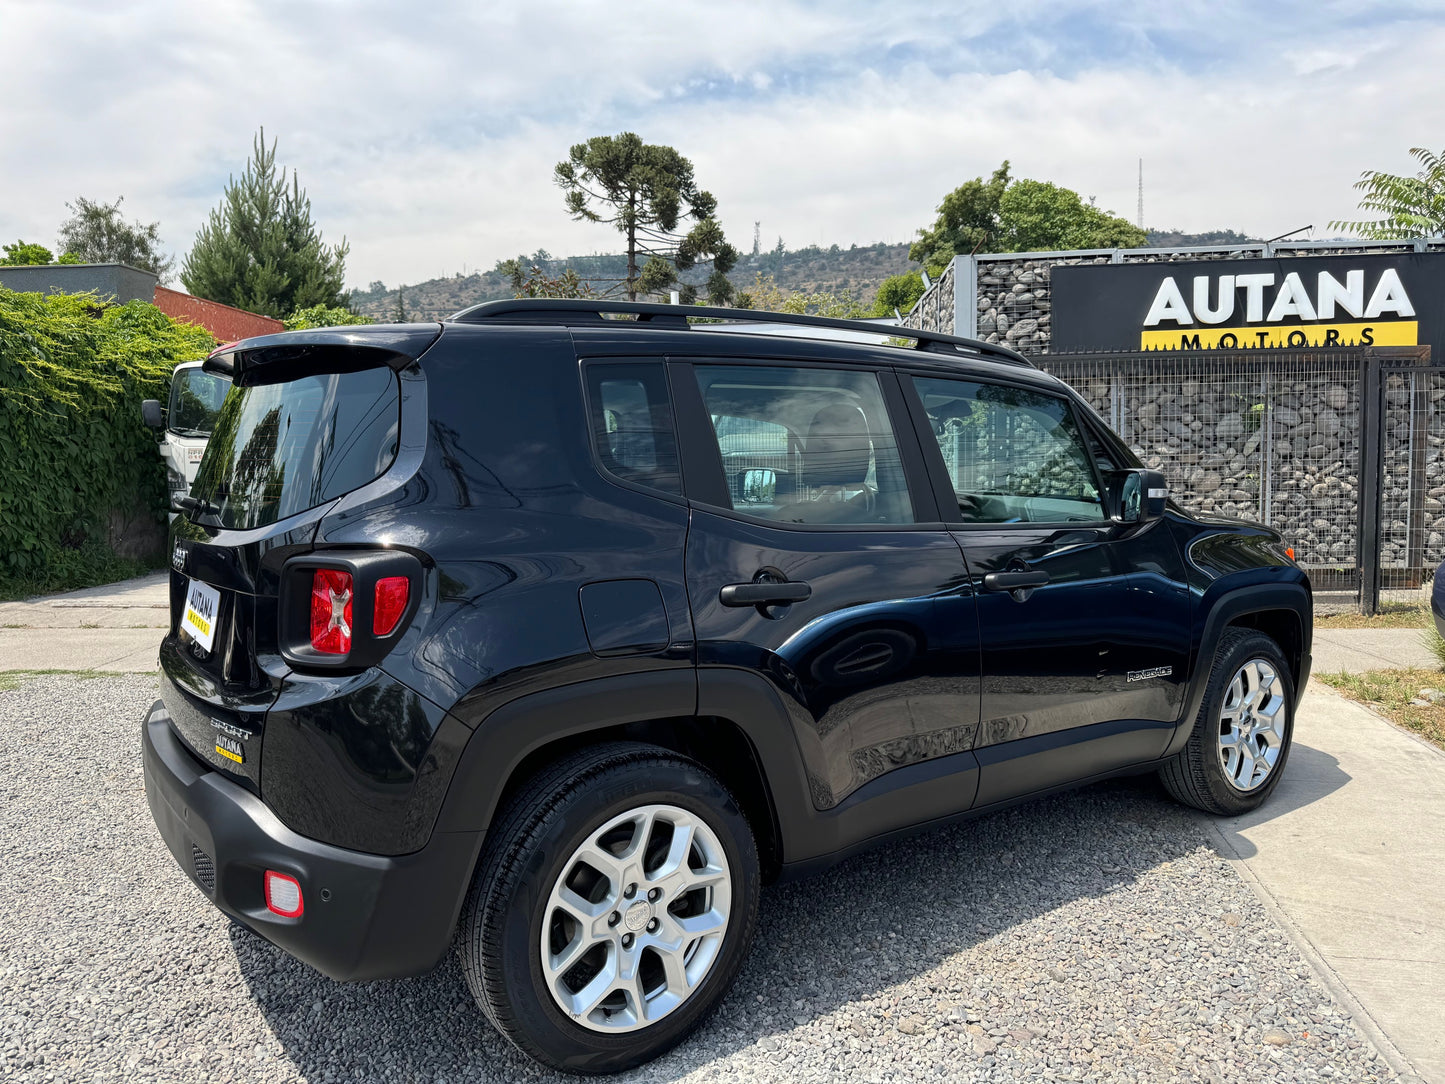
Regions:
[[173, 495, 221, 519]]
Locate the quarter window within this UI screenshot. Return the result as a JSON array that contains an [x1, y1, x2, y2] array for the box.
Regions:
[[913, 377, 1103, 524], [693, 365, 914, 525], [584, 362, 681, 495]]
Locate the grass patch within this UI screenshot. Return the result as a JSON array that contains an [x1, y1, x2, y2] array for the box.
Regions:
[[1317, 666, 1445, 751], [0, 548, 159, 603], [0, 668, 126, 692], [1314, 603, 1429, 630]]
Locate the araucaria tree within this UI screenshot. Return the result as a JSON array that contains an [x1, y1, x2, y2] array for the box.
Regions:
[[181, 128, 350, 318], [57, 196, 173, 278], [554, 133, 738, 303], [1330, 147, 1445, 239]]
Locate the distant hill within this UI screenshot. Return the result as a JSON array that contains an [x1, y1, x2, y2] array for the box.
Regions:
[[1146, 228, 1260, 248], [349, 242, 918, 322], [350, 229, 1266, 320]]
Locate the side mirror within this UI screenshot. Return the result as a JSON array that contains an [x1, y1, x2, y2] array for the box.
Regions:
[[141, 399, 165, 429], [1105, 468, 1167, 524], [741, 468, 776, 504]]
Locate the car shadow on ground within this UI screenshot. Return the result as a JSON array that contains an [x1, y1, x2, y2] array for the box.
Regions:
[[1205, 740, 1351, 859], [229, 772, 1306, 1082]]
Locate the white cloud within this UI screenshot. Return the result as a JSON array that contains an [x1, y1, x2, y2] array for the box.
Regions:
[[1, 1, 1440, 289]]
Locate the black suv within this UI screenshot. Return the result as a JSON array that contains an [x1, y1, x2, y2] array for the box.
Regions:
[[143, 300, 1311, 1073]]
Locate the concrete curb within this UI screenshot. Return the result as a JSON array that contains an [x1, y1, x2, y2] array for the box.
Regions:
[[1208, 818, 1425, 1083]]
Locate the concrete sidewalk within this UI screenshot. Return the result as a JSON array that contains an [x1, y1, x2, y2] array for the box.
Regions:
[[0, 571, 167, 672], [1210, 685, 1445, 1083]]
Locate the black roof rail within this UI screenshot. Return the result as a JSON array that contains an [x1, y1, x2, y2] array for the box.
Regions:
[[448, 299, 1035, 369]]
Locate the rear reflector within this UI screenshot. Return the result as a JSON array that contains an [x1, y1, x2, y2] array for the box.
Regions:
[[373, 576, 410, 636], [264, 871, 303, 918], [310, 569, 353, 654]]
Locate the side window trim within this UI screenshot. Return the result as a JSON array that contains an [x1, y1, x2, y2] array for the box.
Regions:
[[667, 357, 943, 530], [900, 372, 1110, 529]]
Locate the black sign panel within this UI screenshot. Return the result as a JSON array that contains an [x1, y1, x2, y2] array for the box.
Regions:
[[1052, 252, 1445, 358]]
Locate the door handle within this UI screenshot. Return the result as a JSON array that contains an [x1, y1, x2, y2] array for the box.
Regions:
[[719, 581, 812, 607], [982, 570, 1050, 592]]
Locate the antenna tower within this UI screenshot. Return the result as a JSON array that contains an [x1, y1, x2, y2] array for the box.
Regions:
[[1137, 159, 1144, 229], [752, 220, 761, 258]]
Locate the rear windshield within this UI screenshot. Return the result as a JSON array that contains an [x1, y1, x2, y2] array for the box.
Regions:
[[189, 367, 400, 530], [168, 366, 230, 436]]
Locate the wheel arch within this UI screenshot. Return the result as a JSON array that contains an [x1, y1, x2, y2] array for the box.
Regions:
[[432, 668, 816, 883], [1164, 580, 1312, 758]]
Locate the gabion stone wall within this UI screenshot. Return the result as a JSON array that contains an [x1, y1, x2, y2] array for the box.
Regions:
[[909, 259, 956, 335], [1038, 351, 1445, 589]]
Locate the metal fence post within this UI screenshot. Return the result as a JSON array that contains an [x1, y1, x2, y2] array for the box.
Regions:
[[1358, 353, 1384, 615]]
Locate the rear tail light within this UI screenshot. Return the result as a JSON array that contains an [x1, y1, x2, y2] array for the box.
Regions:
[[310, 569, 353, 654], [373, 576, 410, 635], [264, 870, 304, 918]]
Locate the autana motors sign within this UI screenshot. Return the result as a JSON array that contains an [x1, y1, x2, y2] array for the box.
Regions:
[[1051, 253, 1445, 356]]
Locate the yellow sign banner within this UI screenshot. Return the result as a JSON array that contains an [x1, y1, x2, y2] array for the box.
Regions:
[[1140, 320, 1418, 351]]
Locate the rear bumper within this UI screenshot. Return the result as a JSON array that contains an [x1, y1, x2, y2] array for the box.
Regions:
[[141, 700, 482, 981]]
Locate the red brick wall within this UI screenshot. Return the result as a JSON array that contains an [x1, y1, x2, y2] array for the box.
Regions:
[[152, 287, 284, 342]]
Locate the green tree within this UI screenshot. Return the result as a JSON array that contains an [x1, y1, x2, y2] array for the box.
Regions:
[[393, 287, 407, 323], [1330, 146, 1445, 239], [910, 163, 1145, 270], [554, 132, 738, 303], [2, 241, 57, 266], [870, 272, 926, 317], [180, 128, 350, 318], [909, 162, 1012, 274], [734, 273, 865, 318], [284, 304, 373, 330], [996, 180, 1146, 252], [56, 197, 174, 278], [501, 261, 598, 299]]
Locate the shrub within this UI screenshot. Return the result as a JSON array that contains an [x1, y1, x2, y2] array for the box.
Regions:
[[0, 287, 214, 594], [284, 304, 374, 330]]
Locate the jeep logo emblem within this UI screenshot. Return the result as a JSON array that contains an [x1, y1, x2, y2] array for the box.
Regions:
[[171, 542, 186, 572]]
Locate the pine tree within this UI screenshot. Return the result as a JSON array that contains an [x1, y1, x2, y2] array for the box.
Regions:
[[554, 133, 738, 303], [180, 128, 349, 318], [393, 287, 407, 323]]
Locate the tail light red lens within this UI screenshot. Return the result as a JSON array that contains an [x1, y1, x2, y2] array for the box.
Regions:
[[264, 870, 304, 918], [373, 576, 410, 635], [310, 569, 354, 654]]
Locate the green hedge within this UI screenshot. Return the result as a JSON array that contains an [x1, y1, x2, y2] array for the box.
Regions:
[[0, 287, 214, 593]]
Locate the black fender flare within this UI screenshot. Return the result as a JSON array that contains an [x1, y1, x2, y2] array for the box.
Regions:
[[1164, 581, 1312, 758], [429, 666, 816, 846]]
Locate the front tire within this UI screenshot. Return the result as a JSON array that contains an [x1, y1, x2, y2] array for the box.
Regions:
[[458, 742, 760, 1074], [1159, 628, 1296, 815]]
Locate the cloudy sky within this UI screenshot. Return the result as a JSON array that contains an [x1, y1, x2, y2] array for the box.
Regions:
[[3, 0, 1442, 290]]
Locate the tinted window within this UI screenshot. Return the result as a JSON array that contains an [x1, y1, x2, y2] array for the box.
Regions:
[[694, 365, 913, 525], [189, 367, 400, 529], [584, 362, 681, 495], [914, 377, 1103, 524], [168, 366, 230, 435]]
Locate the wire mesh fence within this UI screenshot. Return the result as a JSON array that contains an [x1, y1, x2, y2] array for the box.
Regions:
[[1379, 366, 1445, 605], [1039, 347, 1436, 612]]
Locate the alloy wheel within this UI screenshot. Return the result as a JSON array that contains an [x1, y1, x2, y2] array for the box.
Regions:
[[1216, 657, 1286, 792], [540, 804, 732, 1033]]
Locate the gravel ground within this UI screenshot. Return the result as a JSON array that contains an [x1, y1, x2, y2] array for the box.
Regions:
[[1, 674, 1397, 1083]]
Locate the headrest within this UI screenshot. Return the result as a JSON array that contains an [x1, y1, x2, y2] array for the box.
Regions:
[[803, 403, 871, 487]]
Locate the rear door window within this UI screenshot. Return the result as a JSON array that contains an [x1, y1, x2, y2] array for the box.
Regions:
[[691, 364, 914, 525], [189, 366, 400, 530]]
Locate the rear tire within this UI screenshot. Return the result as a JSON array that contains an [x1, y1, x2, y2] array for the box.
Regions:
[[1159, 628, 1295, 815], [457, 742, 760, 1074]]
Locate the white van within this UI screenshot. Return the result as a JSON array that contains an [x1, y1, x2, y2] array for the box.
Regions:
[[142, 360, 231, 512]]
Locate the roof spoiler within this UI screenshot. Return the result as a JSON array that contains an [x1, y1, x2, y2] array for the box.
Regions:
[[202, 324, 443, 385], [449, 299, 1035, 369]]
